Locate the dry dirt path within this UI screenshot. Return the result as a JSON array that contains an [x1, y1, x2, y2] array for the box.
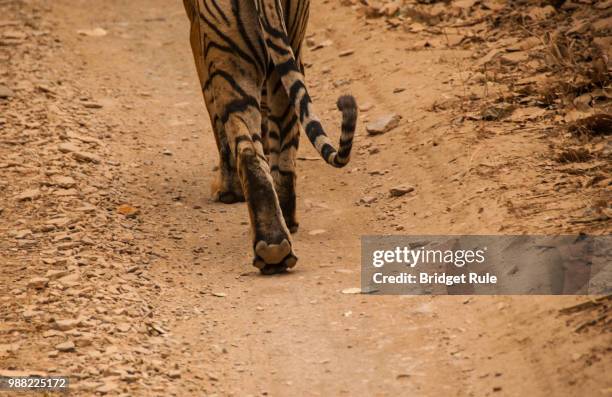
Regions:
[[2, 0, 609, 396]]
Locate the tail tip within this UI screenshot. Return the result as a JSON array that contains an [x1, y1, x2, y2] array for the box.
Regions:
[[337, 95, 357, 111]]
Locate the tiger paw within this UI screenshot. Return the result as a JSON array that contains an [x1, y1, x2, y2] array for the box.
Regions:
[[214, 190, 245, 204], [211, 174, 245, 203], [254, 253, 298, 275], [252, 239, 297, 275]]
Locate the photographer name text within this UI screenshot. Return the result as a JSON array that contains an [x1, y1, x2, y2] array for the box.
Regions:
[[372, 272, 497, 286]]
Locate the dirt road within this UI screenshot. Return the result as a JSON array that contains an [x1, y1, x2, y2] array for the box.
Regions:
[[1, 0, 610, 396]]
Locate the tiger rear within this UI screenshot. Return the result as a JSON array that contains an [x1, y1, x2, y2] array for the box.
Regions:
[[183, 0, 358, 274]]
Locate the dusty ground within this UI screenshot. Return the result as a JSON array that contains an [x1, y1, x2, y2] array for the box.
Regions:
[[0, 0, 610, 396]]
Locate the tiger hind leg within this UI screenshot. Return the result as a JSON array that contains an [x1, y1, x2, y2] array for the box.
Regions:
[[184, 1, 243, 204], [267, 72, 300, 233], [222, 107, 297, 274]]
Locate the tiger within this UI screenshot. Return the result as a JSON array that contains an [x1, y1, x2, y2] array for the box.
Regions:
[[183, 0, 357, 274]]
